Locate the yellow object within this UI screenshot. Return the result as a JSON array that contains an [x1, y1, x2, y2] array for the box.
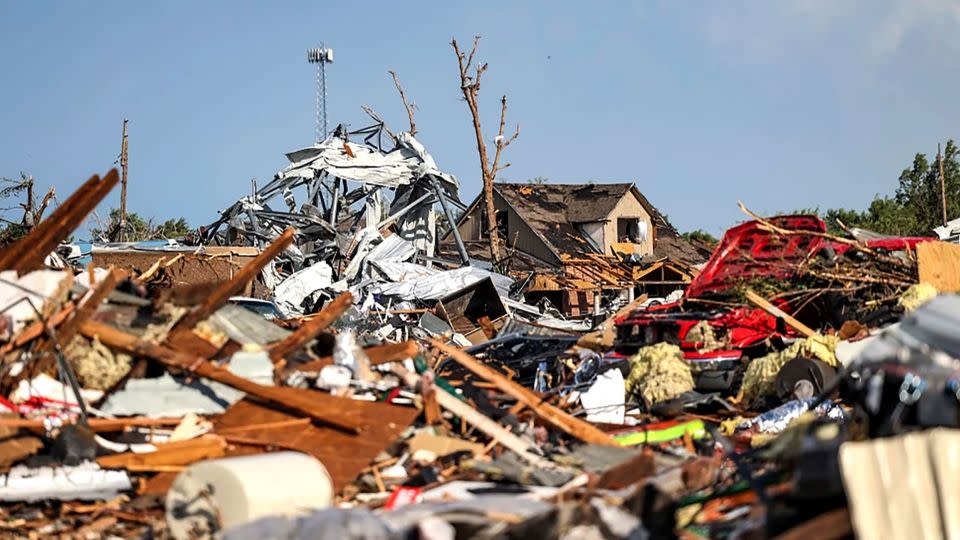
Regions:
[[898, 282, 938, 313], [741, 335, 840, 404], [65, 335, 132, 391], [685, 320, 727, 352], [624, 343, 694, 407]]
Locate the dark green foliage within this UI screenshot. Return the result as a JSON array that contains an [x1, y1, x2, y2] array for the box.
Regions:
[[91, 208, 191, 241], [682, 229, 718, 246], [782, 140, 960, 237]]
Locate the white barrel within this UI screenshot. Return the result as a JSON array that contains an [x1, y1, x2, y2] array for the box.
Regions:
[[166, 451, 333, 539]]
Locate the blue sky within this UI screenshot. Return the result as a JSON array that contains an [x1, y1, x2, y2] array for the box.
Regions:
[[3, 1, 960, 238]]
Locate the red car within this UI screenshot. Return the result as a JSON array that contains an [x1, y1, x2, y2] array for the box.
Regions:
[[615, 215, 931, 392]]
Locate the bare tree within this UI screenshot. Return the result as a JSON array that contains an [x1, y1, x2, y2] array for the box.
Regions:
[[388, 70, 417, 136], [451, 35, 519, 264]]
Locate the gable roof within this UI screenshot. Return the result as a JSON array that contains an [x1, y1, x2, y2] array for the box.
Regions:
[[447, 181, 710, 266], [495, 183, 634, 224]]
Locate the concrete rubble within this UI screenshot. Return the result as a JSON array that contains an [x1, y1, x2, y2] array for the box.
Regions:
[[1, 127, 960, 540]]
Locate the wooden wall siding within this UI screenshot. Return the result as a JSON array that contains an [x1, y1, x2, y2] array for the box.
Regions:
[[456, 192, 562, 265], [601, 191, 654, 256]]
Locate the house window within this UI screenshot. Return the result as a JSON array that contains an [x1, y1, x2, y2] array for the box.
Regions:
[[618, 218, 647, 243], [480, 210, 509, 240]]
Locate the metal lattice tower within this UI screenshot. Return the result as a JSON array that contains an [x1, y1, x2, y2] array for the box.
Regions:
[[307, 44, 334, 143]]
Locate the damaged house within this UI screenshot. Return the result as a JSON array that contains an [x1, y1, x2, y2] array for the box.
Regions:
[[445, 182, 711, 315]]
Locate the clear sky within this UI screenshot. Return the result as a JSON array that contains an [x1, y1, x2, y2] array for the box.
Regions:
[[3, 1, 960, 238]]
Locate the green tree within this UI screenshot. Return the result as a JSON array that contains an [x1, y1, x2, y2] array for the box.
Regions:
[[682, 229, 718, 246], [780, 140, 960, 237], [90, 208, 191, 242]]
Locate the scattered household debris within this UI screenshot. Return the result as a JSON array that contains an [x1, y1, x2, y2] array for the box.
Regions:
[[0, 136, 958, 540]]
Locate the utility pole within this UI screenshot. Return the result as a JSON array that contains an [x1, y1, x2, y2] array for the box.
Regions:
[[118, 119, 129, 241], [939, 143, 948, 226]]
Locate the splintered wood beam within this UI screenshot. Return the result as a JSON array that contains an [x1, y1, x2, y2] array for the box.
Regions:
[[15, 170, 120, 273], [285, 341, 421, 372], [430, 339, 618, 446], [169, 227, 295, 335], [0, 173, 100, 270], [52, 267, 126, 346], [28, 267, 127, 377], [743, 289, 818, 338], [0, 417, 183, 432], [0, 171, 110, 271], [365, 340, 420, 365], [80, 319, 363, 434], [268, 292, 353, 363]]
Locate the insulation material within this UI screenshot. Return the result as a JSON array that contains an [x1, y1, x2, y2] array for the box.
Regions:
[[741, 335, 840, 404], [64, 335, 133, 391], [624, 343, 694, 407], [898, 282, 938, 313], [685, 321, 727, 352]]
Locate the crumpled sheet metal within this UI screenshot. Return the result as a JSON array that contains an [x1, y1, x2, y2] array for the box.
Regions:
[[741, 335, 839, 404], [273, 262, 333, 316], [624, 343, 695, 407], [279, 132, 458, 193], [736, 398, 845, 435], [374, 266, 513, 301]]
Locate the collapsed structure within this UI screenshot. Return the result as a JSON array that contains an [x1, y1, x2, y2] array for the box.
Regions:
[[1, 120, 960, 539]]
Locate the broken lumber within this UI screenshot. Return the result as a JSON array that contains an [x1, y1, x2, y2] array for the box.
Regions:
[[97, 435, 227, 469], [80, 320, 364, 434], [0, 417, 183, 432], [169, 227, 295, 336], [431, 339, 618, 446], [917, 241, 960, 292], [268, 291, 353, 363], [292, 341, 420, 371], [743, 289, 817, 339], [5, 170, 120, 273]]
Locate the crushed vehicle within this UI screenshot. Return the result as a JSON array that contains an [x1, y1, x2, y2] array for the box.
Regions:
[[615, 214, 932, 396]]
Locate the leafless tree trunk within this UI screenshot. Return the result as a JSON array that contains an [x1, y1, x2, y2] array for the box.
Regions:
[[452, 36, 519, 265], [388, 70, 417, 137]]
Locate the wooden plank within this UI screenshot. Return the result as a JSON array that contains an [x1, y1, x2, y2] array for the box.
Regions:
[[0, 417, 183, 432], [0, 172, 102, 270], [213, 396, 418, 491], [288, 341, 420, 372], [743, 289, 817, 338], [44, 267, 126, 350], [433, 382, 550, 466], [15, 170, 120, 273], [268, 292, 353, 363], [80, 320, 364, 434], [917, 240, 960, 292], [0, 302, 74, 354], [365, 341, 420, 365], [169, 227, 295, 336], [96, 435, 227, 469], [430, 339, 618, 446]]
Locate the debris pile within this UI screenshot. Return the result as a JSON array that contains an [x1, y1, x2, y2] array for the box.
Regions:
[[2, 140, 960, 539]]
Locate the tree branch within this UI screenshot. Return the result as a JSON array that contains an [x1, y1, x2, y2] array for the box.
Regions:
[[388, 70, 417, 136], [490, 96, 520, 177]]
